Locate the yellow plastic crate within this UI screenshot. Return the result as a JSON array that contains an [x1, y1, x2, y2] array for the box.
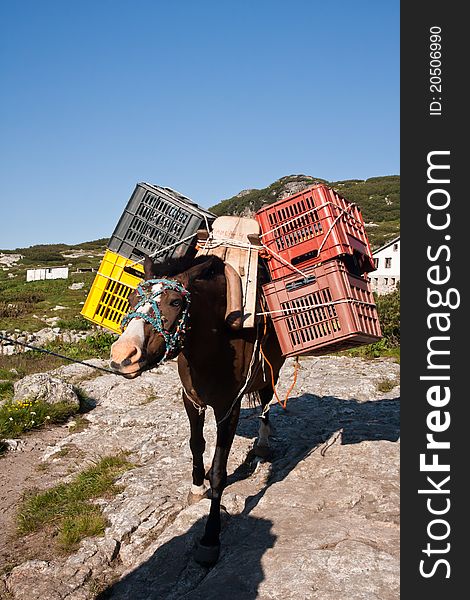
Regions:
[[81, 250, 145, 333]]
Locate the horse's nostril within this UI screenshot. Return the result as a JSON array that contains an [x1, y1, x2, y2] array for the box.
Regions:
[[110, 361, 121, 370], [121, 358, 132, 367]]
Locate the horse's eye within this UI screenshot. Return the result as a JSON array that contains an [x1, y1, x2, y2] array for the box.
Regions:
[[170, 299, 182, 307]]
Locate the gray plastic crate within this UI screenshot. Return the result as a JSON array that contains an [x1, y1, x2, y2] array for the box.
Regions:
[[108, 183, 216, 261]]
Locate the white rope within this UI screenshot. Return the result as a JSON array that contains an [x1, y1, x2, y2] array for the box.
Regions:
[[217, 337, 260, 426], [315, 205, 354, 255], [200, 236, 263, 252], [180, 325, 262, 425], [256, 297, 377, 316], [259, 244, 309, 277], [259, 200, 360, 238], [182, 387, 206, 415], [127, 232, 200, 269], [256, 201, 359, 278], [199, 233, 310, 277]]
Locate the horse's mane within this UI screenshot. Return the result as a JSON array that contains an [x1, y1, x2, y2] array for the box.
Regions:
[[148, 253, 225, 279]]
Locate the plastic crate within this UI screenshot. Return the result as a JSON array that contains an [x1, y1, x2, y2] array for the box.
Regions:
[[80, 250, 144, 334], [262, 258, 381, 357], [256, 184, 375, 280], [108, 182, 216, 261]]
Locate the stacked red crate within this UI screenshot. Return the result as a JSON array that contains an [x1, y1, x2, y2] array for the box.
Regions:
[[261, 260, 381, 357], [256, 184, 381, 357], [255, 184, 374, 281]]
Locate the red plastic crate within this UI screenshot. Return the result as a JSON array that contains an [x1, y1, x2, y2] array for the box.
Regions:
[[256, 184, 375, 280], [262, 259, 382, 357]]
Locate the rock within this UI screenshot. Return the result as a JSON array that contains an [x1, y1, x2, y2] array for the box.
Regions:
[[2, 356, 400, 599], [32, 328, 58, 345], [5, 559, 91, 600], [13, 373, 80, 409], [50, 359, 112, 385], [2, 439, 26, 452], [68, 282, 85, 290], [0, 253, 22, 267]]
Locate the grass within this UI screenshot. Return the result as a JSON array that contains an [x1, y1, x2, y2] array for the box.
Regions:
[[67, 415, 91, 434], [340, 340, 400, 362], [55, 446, 70, 457], [0, 271, 97, 332], [0, 398, 77, 439], [43, 333, 117, 360], [377, 377, 399, 393], [17, 453, 133, 551], [55, 315, 93, 331], [0, 353, 71, 381], [0, 380, 14, 396], [0, 332, 116, 382]]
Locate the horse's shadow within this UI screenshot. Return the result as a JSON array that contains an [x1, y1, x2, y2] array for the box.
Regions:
[[229, 393, 400, 507], [97, 514, 276, 600], [98, 393, 399, 599]]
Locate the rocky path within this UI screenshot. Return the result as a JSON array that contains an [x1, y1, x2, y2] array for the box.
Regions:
[[1, 355, 400, 600]]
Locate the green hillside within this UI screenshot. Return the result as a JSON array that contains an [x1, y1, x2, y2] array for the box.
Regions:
[[210, 174, 400, 249], [0, 239, 109, 266]]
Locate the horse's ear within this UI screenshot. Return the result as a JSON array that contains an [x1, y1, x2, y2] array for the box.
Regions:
[[143, 256, 155, 279], [178, 256, 217, 287]]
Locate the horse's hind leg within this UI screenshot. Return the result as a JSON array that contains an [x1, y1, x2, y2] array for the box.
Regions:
[[194, 400, 241, 566], [254, 385, 275, 458], [183, 391, 209, 505]]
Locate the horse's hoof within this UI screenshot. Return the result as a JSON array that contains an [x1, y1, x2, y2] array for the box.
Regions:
[[194, 540, 220, 567], [254, 444, 272, 459], [187, 489, 211, 506]]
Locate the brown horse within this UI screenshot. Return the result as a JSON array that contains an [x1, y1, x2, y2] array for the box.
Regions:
[[110, 254, 284, 565]]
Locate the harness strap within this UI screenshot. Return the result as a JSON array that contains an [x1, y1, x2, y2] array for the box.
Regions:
[[121, 278, 191, 365]]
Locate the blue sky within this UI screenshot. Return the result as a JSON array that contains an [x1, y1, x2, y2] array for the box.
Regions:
[[0, 0, 399, 249]]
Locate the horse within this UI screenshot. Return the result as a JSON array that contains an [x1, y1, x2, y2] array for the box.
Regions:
[[110, 253, 285, 566]]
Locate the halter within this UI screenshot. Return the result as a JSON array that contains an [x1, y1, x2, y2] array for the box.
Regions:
[[121, 278, 191, 365]]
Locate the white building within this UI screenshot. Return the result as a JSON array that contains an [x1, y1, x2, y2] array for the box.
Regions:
[[26, 267, 69, 282], [370, 236, 400, 295]]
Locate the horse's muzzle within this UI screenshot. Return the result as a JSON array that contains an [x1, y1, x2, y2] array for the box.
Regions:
[[109, 360, 145, 378]]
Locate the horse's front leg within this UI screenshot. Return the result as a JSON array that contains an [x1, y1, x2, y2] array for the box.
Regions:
[[183, 391, 209, 505], [194, 399, 241, 566]]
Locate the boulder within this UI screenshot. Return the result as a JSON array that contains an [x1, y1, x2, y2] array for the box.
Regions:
[[13, 373, 80, 409]]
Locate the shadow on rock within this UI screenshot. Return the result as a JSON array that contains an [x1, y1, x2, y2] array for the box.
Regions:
[[98, 394, 398, 598], [229, 394, 400, 501], [97, 514, 276, 600]]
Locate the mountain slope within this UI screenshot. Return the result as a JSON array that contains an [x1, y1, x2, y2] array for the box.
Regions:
[[209, 174, 400, 249]]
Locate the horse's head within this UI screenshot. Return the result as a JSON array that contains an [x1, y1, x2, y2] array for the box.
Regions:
[[110, 255, 242, 378]]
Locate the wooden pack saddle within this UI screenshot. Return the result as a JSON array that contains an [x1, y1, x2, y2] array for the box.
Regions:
[[196, 216, 261, 328]]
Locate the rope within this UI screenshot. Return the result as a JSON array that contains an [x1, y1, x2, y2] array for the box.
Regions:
[[121, 278, 191, 365], [200, 236, 263, 252], [125, 210, 213, 270], [259, 200, 360, 238], [316, 204, 354, 255], [256, 297, 377, 317], [127, 232, 200, 269], [182, 387, 206, 415], [198, 229, 309, 278], [0, 334, 117, 374], [258, 201, 358, 278], [258, 313, 299, 414], [259, 244, 308, 277], [216, 337, 260, 426]]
